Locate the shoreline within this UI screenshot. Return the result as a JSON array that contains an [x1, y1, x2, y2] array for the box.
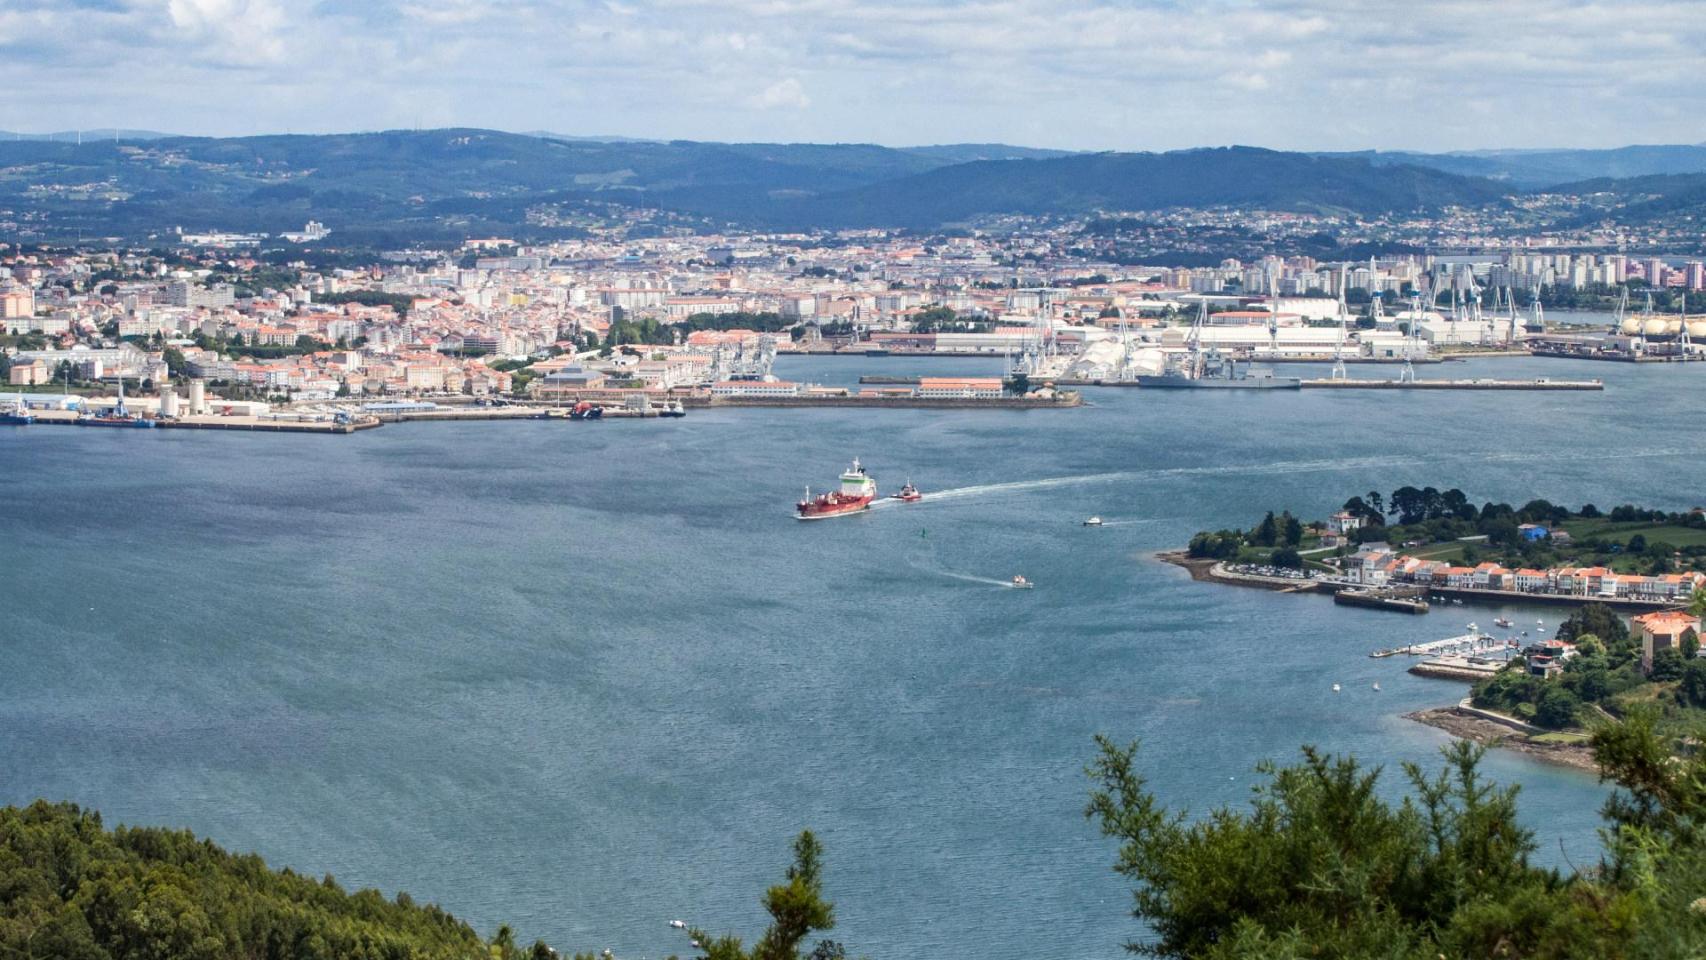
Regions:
[[1158, 551, 1602, 774], [1405, 707, 1600, 774], [1154, 550, 1326, 592]]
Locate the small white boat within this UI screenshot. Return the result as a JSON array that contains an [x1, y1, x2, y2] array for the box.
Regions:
[[1332, 683, 1341, 693], [1494, 617, 1513, 628], [1083, 516, 1103, 526], [669, 920, 687, 929], [1372, 682, 1381, 691], [1010, 575, 1033, 589]]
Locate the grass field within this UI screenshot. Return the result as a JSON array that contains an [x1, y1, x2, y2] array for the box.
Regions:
[[1559, 518, 1706, 549]]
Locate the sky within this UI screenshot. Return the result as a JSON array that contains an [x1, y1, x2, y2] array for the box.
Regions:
[[2, 0, 1703, 151]]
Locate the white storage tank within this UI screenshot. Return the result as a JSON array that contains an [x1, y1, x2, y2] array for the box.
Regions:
[[159, 387, 180, 418], [189, 379, 206, 415]]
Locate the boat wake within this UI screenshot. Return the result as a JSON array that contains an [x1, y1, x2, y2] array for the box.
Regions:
[[929, 568, 1024, 589], [863, 446, 1695, 515], [905, 550, 1028, 589]]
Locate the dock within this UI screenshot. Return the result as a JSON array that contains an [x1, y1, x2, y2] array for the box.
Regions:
[[1370, 630, 1515, 661], [1408, 656, 1507, 681], [18, 410, 379, 434], [705, 393, 1080, 409], [1335, 589, 1429, 614], [1300, 378, 1603, 390]]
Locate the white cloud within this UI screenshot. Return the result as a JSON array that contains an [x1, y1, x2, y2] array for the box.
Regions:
[[748, 77, 811, 111], [1, 0, 1704, 151]]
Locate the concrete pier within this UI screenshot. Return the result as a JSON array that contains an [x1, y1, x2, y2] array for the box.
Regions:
[[1300, 378, 1603, 390]]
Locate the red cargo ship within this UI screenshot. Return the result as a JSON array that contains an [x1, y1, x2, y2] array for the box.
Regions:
[[797, 458, 878, 520]]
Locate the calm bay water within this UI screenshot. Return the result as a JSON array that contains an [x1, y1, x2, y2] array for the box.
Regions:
[[3, 353, 1700, 958]]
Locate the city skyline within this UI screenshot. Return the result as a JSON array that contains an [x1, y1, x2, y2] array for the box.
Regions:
[[4, 0, 1704, 153]]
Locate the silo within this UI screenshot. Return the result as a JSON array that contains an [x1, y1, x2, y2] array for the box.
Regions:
[[159, 387, 180, 418], [189, 379, 207, 415]]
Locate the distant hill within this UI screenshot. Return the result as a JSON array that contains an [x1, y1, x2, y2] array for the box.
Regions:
[[11, 127, 1701, 243], [738, 147, 1510, 229], [1334, 145, 1706, 188], [0, 128, 950, 243], [0, 128, 176, 142], [1543, 172, 1706, 227], [900, 143, 1077, 163]]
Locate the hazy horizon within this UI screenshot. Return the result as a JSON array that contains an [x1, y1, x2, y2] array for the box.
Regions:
[[1, 125, 1702, 157], [4, 0, 1703, 154]]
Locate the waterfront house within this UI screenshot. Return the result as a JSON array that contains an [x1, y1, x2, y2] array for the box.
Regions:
[[1579, 567, 1614, 597], [1635, 611, 1702, 674], [1443, 566, 1476, 589], [1348, 545, 1393, 585], [1327, 511, 1364, 536], [1513, 568, 1550, 593]]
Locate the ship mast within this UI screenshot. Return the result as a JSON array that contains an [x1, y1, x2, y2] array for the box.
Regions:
[[1331, 263, 1348, 381], [1400, 290, 1421, 384]]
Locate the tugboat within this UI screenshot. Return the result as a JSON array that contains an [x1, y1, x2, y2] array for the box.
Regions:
[[659, 401, 687, 418], [890, 481, 922, 503], [0, 400, 34, 425], [1009, 575, 1033, 589], [568, 400, 604, 420], [797, 458, 878, 520]]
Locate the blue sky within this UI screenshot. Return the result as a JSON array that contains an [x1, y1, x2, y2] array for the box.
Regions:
[[3, 0, 1703, 150]]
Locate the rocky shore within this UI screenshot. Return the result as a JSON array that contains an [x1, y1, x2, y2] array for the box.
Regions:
[[1406, 707, 1600, 774]]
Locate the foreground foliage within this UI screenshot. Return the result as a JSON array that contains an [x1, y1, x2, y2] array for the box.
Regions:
[[1086, 710, 1706, 959], [0, 800, 505, 960], [685, 832, 842, 960]]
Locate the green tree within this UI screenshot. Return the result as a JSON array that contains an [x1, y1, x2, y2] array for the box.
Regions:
[[1556, 603, 1628, 647], [1085, 737, 1567, 960], [1280, 512, 1303, 548], [1533, 685, 1580, 729], [1253, 511, 1278, 547], [1650, 647, 1686, 681], [686, 832, 837, 960], [1679, 659, 1706, 707]]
